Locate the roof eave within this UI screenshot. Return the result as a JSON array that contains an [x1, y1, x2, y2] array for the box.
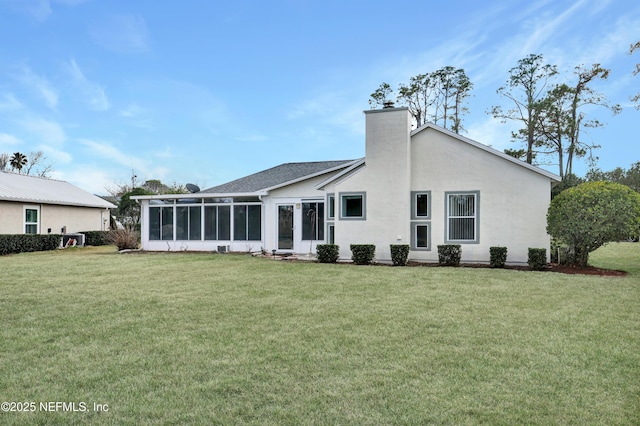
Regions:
[[131, 191, 268, 201], [0, 197, 116, 209], [315, 158, 366, 189]]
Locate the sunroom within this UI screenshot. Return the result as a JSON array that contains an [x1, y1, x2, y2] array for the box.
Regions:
[[135, 193, 263, 252]]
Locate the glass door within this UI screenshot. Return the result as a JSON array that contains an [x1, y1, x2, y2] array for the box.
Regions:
[[277, 204, 294, 250]]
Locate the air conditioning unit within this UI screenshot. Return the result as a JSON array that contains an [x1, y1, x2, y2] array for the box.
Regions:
[[217, 245, 230, 253], [63, 233, 85, 247]]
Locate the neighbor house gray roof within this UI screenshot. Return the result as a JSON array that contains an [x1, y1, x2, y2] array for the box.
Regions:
[[200, 160, 360, 194], [0, 171, 116, 209]]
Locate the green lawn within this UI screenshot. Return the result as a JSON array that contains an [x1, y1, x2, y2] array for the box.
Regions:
[[1, 243, 638, 425]]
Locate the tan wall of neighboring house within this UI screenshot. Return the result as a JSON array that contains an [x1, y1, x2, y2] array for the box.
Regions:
[[0, 201, 24, 234], [41, 204, 110, 234], [0, 200, 110, 235]]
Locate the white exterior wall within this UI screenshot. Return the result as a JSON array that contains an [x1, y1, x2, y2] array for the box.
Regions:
[[331, 108, 555, 264], [333, 108, 413, 261], [411, 127, 552, 264]]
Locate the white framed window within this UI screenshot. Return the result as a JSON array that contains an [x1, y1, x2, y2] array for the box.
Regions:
[[327, 194, 335, 220], [445, 191, 479, 243], [411, 191, 431, 220], [24, 205, 40, 234], [339, 192, 366, 220], [411, 222, 431, 250], [302, 201, 324, 241]]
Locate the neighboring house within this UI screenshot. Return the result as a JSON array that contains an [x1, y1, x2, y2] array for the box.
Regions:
[[0, 171, 116, 236], [134, 107, 560, 264]]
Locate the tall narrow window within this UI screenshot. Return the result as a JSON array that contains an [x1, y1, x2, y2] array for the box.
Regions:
[[411, 223, 431, 250], [25, 207, 39, 234], [327, 194, 335, 219], [302, 202, 324, 240], [411, 191, 431, 220], [161, 206, 173, 240], [446, 192, 479, 243]]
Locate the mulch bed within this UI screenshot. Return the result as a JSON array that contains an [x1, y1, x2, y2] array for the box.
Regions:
[[404, 261, 627, 276]]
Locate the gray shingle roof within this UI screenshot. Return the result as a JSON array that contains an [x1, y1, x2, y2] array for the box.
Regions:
[[201, 160, 358, 194], [0, 171, 116, 208]]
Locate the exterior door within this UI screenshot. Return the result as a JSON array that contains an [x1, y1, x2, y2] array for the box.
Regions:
[[277, 204, 294, 250]]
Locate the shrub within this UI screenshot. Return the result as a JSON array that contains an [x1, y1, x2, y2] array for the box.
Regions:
[[350, 244, 375, 265], [528, 248, 547, 271], [108, 228, 140, 251], [489, 246, 508, 268], [81, 230, 110, 246], [437, 244, 461, 266], [316, 244, 340, 263], [547, 181, 640, 267], [0, 234, 61, 256], [390, 244, 409, 266]]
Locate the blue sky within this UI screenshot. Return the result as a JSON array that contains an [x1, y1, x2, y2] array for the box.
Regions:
[[0, 0, 638, 194]]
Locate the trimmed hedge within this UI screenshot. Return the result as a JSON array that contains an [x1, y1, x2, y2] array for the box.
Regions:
[[350, 244, 375, 265], [316, 244, 340, 263], [437, 244, 461, 266], [528, 248, 547, 271], [390, 244, 409, 266], [81, 230, 110, 246], [0, 234, 61, 256], [489, 246, 508, 268]]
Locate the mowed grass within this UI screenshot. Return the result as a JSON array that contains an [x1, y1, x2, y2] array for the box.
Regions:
[[0, 243, 638, 425]]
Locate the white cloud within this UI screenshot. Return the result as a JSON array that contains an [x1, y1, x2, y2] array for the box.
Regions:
[[65, 59, 110, 111], [51, 166, 117, 195], [37, 144, 72, 164], [0, 0, 91, 22], [0, 133, 21, 146], [78, 138, 169, 180], [0, 93, 23, 111], [15, 64, 58, 109], [21, 117, 66, 146], [89, 14, 150, 53]]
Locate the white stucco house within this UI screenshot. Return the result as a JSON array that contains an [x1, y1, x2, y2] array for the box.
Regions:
[[0, 171, 116, 236], [134, 107, 560, 264]]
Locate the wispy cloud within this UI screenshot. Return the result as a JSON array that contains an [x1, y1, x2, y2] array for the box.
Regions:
[[0, 93, 23, 111], [119, 102, 154, 129], [0, 132, 21, 147], [14, 64, 58, 109], [89, 14, 150, 53], [0, 0, 90, 22], [65, 59, 110, 111], [21, 117, 66, 146], [79, 138, 170, 180]]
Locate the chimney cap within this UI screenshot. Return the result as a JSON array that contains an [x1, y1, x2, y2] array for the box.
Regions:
[[382, 100, 395, 109]]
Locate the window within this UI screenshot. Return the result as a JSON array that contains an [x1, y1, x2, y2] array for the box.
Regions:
[[327, 224, 335, 244], [204, 205, 231, 240], [24, 207, 39, 234], [233, 205, 261, 241], [340, 192, 366, 220], [411, 191, 431, 220], [411, 223, 431, 250], [302, 202, 324, 240], [446, 191, 479, 243], [149, 206, 174, 240], [327, 194, 335, 219], [176, 206, 201, 240]]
